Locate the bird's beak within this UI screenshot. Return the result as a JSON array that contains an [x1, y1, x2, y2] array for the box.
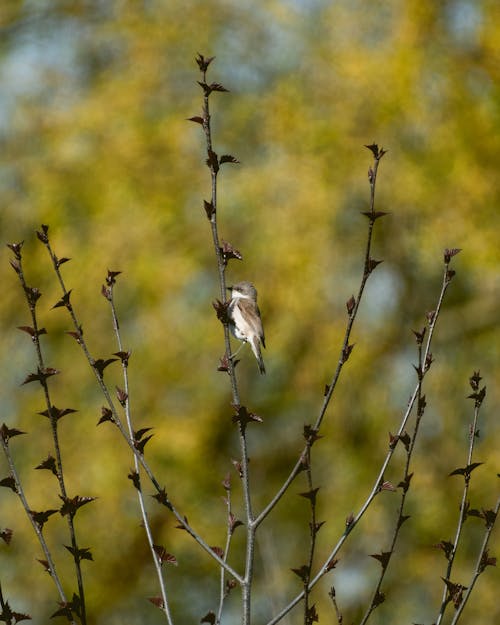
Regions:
[[226, 285, 232, 291]]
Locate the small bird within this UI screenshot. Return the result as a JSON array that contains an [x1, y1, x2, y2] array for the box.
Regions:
[[227, 281, 266, 375]]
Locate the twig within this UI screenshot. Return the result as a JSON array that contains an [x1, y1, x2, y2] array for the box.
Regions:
[[328, 586, 343, 625], [216, 475, 238, 624], [7, 241, 85, 623], [35, 226, 243, 586], [303, 447, 316, 623], [266, 249, 459, 625], [449, 495, 500, 625], [358, 324, 429, 624], [193, 53, 255, 624], [255, 144, 388, 529], [0, 429, 73, 623], [297, 443, 320, 625], [435, 371, 491, 625], [103, 272, 173, 623]]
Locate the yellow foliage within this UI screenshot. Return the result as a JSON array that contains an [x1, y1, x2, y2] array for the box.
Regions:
[[0, 1, 498, 623]]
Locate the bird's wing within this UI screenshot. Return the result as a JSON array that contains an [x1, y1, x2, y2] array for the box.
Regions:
[[256, 304, 265, 348], [238, 299, 265, 347]]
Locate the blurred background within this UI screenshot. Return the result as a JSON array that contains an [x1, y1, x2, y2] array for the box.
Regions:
[[0, 1, 498, 623]]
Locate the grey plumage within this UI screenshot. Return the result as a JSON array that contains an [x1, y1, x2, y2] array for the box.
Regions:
[[227, 281, 266, 374]]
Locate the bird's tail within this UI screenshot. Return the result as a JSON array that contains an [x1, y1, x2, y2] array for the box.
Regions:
[[250, 337, 266, 375]]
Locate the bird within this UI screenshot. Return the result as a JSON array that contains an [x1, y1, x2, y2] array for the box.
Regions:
[[227, 281, 266, 374]]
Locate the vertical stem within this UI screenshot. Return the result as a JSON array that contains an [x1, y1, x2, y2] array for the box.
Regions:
[[13, 248, 86, 624], [196, 56, 254, 624], [217, 482, 235, 624], [0, 436, 74, 624], [108, 284, 173, 624], [435, 383, 485, 625], [200, 68, 239, 404], [449, 495, 500, 625], [303, 446, 317, 624], [358, 333, 426, 625]]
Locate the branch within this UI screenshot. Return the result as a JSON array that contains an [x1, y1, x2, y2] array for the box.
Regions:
[[358, 325, 428, 624], [193, 53, 255, 624], [7, 241, 87, 624], [436, 371, 490, 625], [266, 248, 458, 625], [216, 475, 239, 624], [449, 495, 500, 625], [35, 226, 244, 586], [256, 145, 388, 527], [0, 428, 73, 623], [103, 271, 174, 623]]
